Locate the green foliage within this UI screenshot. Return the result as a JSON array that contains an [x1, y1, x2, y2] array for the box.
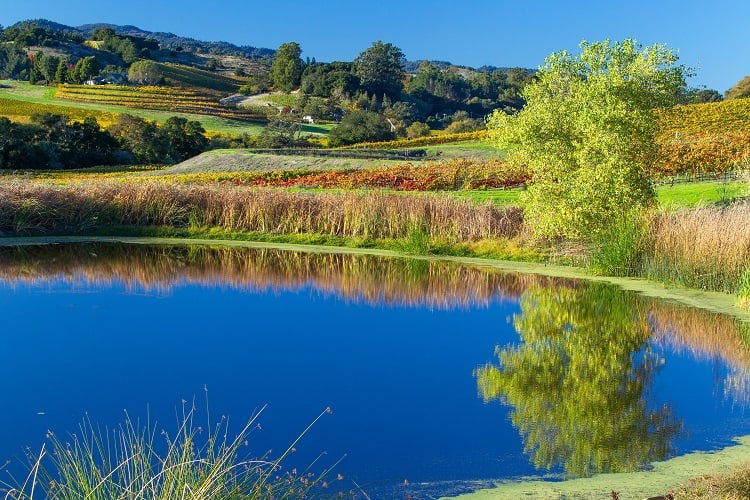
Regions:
[[476, 282, 682, 477], [92, 28, 158, 64], [354, 40, 406, 99], [109, 114, 209, 164], [490, 38, 689, 239], [0, 114, 118, 170], [270, 42, 303, 92], [70, 56, 100, 84], [328, 110, 395, 146], [684, 87, 723, 104], [127, 59, 163, 85], [725, 75, 750, 100], [406, 121, 431, 138], [0, 43, 31, 79]]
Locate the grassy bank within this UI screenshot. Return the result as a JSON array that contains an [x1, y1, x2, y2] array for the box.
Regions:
[[1, 177, 748, 305], [0, 178, 529, 255]]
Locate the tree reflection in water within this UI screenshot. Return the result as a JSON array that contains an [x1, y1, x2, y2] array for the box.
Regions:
[[476, 283, 683, 477]]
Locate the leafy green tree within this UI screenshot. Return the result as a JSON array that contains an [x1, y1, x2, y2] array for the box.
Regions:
[[160, 116, 209, 161], [270, 42, 303, 92], [127, 60, 162, 85], [406, 121, 431, 138], [476, 282, 682, 476], [725, 75, 750, 100], [490, 39, 688, 238], [0, 44, 30, 79], [684, 88, 722, 104], [70, 56, 100, 84], [109, 114, 170, 163], [257, 112, 307, 148], [354, 41, 406, 99], [328, 110, 395, 146], [54, 58, 69, 83]]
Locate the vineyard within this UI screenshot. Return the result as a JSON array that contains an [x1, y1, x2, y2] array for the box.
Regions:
[[657, 98, 750, 138], [0, 97, 120, 126], [153, 158, 530, 192], [157, 63, 245, 93], [655, 99, 750, 178], [56, 85, 267, 122], [338, 130, 489, 149]]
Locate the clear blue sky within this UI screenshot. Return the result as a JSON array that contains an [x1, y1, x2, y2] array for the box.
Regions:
[[2, 0, 748, 93]]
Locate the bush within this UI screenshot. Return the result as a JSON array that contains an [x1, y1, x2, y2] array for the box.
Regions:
[[406, 121, 431, 138]]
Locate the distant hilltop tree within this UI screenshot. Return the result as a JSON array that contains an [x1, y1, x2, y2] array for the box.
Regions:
[[354, 41, 406, 99], [270, 42, 303, 92], [127, 60, 163, 85]]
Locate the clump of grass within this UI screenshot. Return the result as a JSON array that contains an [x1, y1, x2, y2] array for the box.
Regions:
[[589, 209, 653, 276], [673, 465, 750, 499], [397, 224, 432, 255], [2, 399, 339, 499]]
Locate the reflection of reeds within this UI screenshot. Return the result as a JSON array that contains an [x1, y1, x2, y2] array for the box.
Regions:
[[648, 203, 750, 293], [649, 300, 750, 404], [0, 179, 524, 241], [0, 243, 552, 310]]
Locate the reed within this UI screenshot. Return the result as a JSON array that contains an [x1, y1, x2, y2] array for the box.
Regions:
[[646, 202, 750, 293], [0, 179, 524, 242], [1, 399, 338, 499]]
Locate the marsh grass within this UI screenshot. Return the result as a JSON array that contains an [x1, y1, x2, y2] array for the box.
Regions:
[[737, 266, 750, 310], [646, 203, 750, 293], [0, 179, 525, 242], [2, 399, 339, 499]]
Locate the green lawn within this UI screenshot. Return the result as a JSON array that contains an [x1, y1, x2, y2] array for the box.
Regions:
[[449, 179, 748, 208], [656, 179, 748, 208], [423, 140, 502, 160]]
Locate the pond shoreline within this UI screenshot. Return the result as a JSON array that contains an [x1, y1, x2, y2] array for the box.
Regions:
[[2, 235, 748, 324], [444, 435, 750, 499], [3, 235, 749, 499]]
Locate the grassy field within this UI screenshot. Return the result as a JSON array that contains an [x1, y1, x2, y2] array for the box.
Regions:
[[0, 80, 266, 135]]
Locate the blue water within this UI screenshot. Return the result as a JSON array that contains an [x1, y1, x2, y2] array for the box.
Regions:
[[1, 245, 749, 497]]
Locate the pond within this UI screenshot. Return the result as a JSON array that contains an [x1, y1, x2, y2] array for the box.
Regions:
[[0, 241, 749, 498]]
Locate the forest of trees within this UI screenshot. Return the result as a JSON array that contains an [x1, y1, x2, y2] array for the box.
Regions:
[[0, 19, 746, 162], [0, 113, 209, 170]]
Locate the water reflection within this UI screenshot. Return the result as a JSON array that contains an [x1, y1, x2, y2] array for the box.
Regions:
[[3, 242, 750, 484], [0, 242, 556, 309], [476, 282, 750, 477]]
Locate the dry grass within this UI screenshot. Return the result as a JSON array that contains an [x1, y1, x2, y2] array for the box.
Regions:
[[0, 179, 524, 241], [672, 465, 750, 499], [647, 203, 750, 293]]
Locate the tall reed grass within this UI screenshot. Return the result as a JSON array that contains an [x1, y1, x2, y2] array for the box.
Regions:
[[2, 400, 338, 499], [647, 202, 750, 294], [0, 179, 524, 241]]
